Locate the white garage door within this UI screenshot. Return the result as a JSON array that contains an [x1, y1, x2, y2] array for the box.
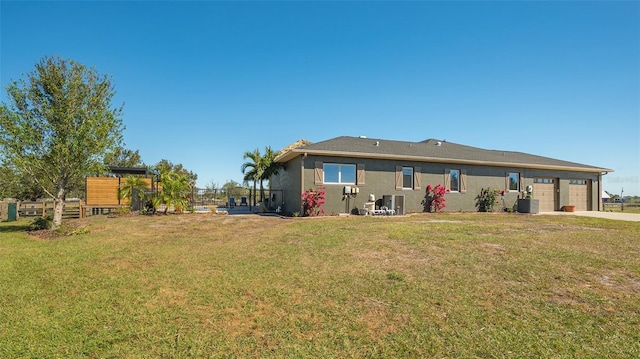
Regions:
[[534, 178, 556, 212], [569, 180, 589, 211]]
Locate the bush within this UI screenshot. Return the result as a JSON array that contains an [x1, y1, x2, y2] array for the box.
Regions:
[[422, 184, 449, 213], [301, 187, 325, 216], [476, 188, 502, 212], [114, 207, 131, 215], [29, 216, 53, 231], [67, 227, 90, 236]]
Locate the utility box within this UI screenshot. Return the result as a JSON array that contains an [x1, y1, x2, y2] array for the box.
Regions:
[[1, 202, 18, 222], [7, 203, 17, 221]]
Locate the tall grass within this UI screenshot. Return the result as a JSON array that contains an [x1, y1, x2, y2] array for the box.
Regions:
[[1, 213, 638, 357]]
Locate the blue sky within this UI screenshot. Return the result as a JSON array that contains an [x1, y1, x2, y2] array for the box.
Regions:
[[2, 1, 639, 195]]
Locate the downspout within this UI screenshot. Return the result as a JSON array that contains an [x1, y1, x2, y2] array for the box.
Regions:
[[301, 152, 307, 215], [599, 172, 605, 211]]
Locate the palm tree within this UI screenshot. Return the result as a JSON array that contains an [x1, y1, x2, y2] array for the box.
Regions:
[[261, 146, 285, 202], [118, 175, 149, 210], [241, 146, 287, 206], [155, 171, 191, 214], [241, 148, 262, 206]]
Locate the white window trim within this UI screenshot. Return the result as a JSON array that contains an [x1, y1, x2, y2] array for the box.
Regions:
[[323, 163, 356, 184], [449, 169, 460, 193], [508, 172, 520, 192], [402, 167, 414, 189]]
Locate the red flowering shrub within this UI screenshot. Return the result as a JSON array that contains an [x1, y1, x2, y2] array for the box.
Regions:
[[301, 187, 325, 216], [423, 184, 449, 213]]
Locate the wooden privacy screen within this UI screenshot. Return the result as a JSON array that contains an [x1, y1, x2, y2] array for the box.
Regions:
[[86, 177, 156, 205], [86, 177, 120, 205]]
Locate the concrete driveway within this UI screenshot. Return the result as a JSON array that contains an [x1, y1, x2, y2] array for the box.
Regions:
[[542, 211, 640, 222]]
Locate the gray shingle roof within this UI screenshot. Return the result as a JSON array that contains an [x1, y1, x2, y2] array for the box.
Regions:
[[276, 136, 612, 173]]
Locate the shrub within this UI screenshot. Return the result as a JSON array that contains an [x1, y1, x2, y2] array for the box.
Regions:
[[476, 188, 502, 212], [29, 216, 53, 231], [114, 206, 131, 215], [422, 184, 449, 213], [301, 187, 325, 216], [67, 228, 90, 236]]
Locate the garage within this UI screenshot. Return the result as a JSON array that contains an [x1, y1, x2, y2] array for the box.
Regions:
[[569, 180, 590, 211], [534, 178, 556, 212]]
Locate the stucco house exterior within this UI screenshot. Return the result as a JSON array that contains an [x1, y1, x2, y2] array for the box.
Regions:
[[270, 136, 612, 215]]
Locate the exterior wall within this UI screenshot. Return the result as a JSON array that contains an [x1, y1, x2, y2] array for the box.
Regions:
[[301, 155, 426, 214], [437, 164, 521, 212], [273, 155, 603, 214], [524, 169, 600, 211], [270, 156, 302, 215]]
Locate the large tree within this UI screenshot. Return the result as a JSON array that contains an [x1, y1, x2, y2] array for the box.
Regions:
[[153, 159, 197, 184], [0, 165, 46, 200], [104, 146, 144, 169], [0, 55, 124, 228]]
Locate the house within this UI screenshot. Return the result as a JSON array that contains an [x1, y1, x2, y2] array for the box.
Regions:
[[270, 136, 612, 214]]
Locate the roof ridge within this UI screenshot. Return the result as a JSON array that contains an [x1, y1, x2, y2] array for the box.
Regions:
[[274, 135, 611, 172]]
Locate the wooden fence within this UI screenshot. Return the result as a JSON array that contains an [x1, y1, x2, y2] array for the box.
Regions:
[[603, 202, 639, 212], [16, 200, 130, 219], [18, 200, 84, 219]]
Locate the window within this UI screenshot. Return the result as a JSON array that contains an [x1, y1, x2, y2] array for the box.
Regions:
[[570, 179, 587, 185], [323, 164, 355, 184], [508, 173, 520, 191], [444, 168, 466, 193], [534, 178, 555, 184], [448, 169, 459, 192], [396, 166, 421, 190], [402, 167, 413, 189]]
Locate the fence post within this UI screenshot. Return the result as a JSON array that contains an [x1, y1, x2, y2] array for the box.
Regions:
[[42, 201, 46, 217]]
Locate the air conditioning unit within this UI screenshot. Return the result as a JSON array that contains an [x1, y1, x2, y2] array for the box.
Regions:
[[382, 195, 405, 215]]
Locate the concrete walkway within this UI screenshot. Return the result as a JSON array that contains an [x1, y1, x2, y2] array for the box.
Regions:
[[542, 211, 640, 222]]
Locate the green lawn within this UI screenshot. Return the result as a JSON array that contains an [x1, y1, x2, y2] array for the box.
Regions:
[[603, 203, 640, 213], [1, 213, 639, 358]]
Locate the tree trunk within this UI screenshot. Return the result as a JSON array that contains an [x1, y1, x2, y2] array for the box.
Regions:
[[259, 180, 264, 203], [253, 181, 257, 207], [52, 188, 66, 229]]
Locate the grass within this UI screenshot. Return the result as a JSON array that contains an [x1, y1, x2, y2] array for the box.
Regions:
[[1, 213, 639, 358], [603, 203, 640, 213]]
